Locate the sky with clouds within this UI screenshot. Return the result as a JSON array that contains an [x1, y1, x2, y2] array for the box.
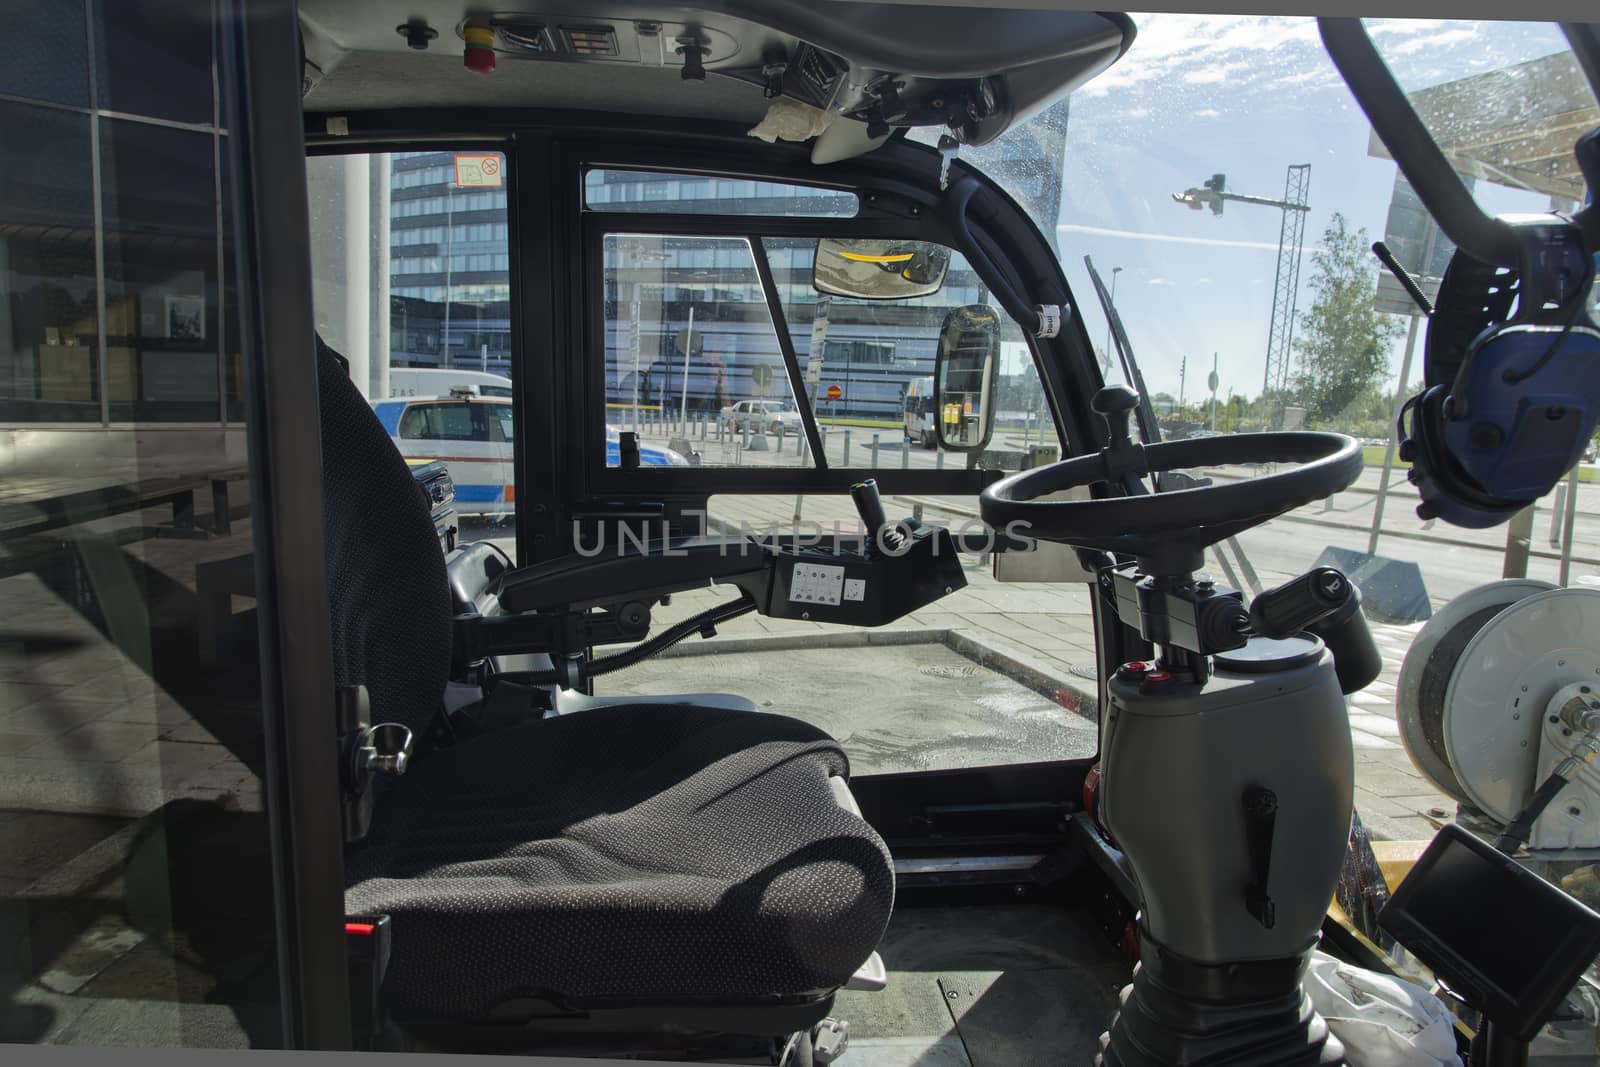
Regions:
[[987, 16, 1586, 408]]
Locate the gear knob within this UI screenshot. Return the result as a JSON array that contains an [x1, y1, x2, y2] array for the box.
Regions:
[[1093, 385, 1140, 449]]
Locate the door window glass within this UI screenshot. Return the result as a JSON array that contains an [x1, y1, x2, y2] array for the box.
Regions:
[[1, 0, 283, 1047]]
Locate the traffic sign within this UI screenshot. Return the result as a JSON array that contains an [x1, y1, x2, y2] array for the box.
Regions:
[[1208, 370, 1219, 393], [825, 384, 843, 401], [674, 328, 704, 356]]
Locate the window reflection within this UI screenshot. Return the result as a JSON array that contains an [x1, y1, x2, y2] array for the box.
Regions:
[[0, 103, 99, 422], [99, 120, 220, 423]]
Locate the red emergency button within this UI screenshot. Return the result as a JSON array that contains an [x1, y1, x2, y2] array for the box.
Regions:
[[1116, 660, 1153, 681], [1140, 670, 1173, 690], [345, 922, 376, 936], [463, 24, 496, 72]]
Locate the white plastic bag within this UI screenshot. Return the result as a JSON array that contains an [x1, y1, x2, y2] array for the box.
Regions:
[[1306, 951, 1462, 1066]]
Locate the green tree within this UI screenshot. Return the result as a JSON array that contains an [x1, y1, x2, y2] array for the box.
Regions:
[[1290, 213, 1404, 426]]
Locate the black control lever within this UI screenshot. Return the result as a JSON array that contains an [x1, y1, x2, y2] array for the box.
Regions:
[[850, 478, 905, 553], [1249, 567, 1382, 695]]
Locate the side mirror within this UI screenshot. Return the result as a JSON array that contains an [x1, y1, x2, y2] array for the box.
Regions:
[[934, 304, 1000, 452], [812, 238, 952, 301]]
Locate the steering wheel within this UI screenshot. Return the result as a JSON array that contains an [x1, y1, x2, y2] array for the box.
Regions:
[[980, 386, 1363, 574]]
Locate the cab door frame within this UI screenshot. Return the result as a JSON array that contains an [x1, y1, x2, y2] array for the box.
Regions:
[[220, 0, 353, 1047]]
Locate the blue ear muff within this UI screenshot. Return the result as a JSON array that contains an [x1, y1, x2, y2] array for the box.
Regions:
[[1401, 384, 1533, 529], [1397, 234, 1600, 530], [1442, 321, 1600, 493]]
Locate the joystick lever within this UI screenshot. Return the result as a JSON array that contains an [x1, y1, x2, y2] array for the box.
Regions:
[[850, 478, 903, 554]]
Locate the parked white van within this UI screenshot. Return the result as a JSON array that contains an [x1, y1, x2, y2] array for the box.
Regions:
[[386, 367, 513, 399]]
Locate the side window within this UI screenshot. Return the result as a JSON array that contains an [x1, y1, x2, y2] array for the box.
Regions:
[[399, 402, 476, 441], [601, 233, 818, 468], [397, 405, 428, 439], [307, 149, 515, 553], [435, 403, 477, 440], [586, 169, 858, 218], [488, 404, 514, 443]]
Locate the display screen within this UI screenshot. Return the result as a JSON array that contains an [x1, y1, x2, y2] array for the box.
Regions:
[[1392, 839, 1550, 997], [1380, 824, 1600, 1037]]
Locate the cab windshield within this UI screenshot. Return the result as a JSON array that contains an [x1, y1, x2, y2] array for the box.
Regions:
[[941, 14, 1597, 836]]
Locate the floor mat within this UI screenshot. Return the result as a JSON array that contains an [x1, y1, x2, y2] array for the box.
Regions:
[[833, 904, 1128, 1066]]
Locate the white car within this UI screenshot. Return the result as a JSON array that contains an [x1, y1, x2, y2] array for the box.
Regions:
[[373, 396, 690, 515], [720, 399, 803, 436]]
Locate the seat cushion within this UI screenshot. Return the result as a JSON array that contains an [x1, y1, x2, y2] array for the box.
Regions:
[[344, 703, 894, 1023]]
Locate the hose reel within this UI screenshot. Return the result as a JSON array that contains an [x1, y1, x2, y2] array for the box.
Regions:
[[1397, 582, 1600, 850]]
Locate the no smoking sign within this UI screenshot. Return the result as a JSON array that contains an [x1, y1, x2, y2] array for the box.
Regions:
[[455, 154, 503, 187]]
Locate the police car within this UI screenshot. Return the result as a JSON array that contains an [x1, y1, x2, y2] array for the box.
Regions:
[[371, 393, 689, 517]]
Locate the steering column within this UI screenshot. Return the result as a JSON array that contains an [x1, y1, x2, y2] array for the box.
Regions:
[[982, 386, 1372, 1066]]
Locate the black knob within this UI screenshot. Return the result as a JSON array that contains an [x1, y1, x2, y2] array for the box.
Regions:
[[1092, 385, 1139, 449]]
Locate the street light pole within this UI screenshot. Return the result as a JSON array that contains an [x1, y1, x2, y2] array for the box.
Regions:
[[441, 178, 454, 369]]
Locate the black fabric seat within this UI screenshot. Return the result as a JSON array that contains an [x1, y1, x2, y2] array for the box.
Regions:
[[315, 337, 893, 1027], [345, 703, 892, 1022]]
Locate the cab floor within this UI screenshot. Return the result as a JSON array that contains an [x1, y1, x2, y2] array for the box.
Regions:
[[832, 903, 1129, 1067]]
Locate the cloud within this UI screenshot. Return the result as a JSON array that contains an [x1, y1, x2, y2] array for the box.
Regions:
[[1075, 14, 1320, 97], [1073, 14, 1522, 107], [1147, 276, 1176, 286], [1387, 26, 1480, 55]]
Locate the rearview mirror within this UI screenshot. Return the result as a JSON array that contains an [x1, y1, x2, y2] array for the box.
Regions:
[[934, 304, 1000, 452], [812, 238, 952, 301]]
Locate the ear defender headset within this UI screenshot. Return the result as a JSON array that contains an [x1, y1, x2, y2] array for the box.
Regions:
[[1397, 128, 1600, 529]]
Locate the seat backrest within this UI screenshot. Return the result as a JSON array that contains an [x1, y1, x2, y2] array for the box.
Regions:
[[317, 336, 453, 735]]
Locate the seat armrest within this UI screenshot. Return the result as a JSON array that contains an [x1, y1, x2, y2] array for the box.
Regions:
[[493, 537, 771, 613]]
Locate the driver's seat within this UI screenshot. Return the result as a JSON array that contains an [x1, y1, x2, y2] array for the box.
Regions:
[[315, 336, 894, 1039]]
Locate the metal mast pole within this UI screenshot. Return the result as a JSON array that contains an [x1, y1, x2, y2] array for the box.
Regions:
[[1263, 164, 1312, 420]]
